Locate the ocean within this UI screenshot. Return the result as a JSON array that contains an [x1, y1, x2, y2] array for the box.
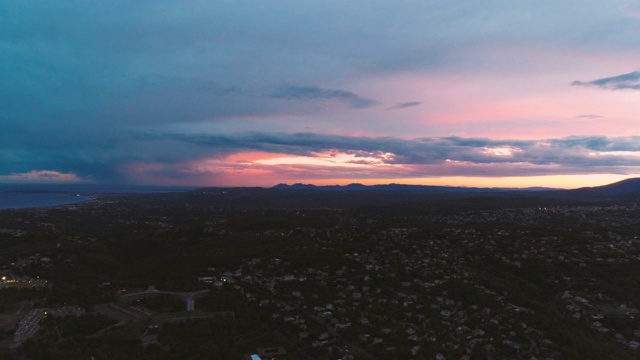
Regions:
[[0, 184, 195, 210]]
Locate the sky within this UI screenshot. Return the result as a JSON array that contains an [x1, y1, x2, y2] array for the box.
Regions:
[[2, 1, 640, 188]]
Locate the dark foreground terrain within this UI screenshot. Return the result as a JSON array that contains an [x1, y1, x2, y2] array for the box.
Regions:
[[2, 180, 640, 359]]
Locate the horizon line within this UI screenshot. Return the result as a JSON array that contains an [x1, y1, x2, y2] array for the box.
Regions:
[[3, 176, 639, 191]]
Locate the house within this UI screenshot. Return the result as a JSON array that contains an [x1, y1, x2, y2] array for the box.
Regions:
[[198, 276, 214, 283], [257, 346, 287, 359]]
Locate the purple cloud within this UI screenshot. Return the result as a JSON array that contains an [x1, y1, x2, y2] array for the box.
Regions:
[[386, 101, 422, 111], [270, 85, 377, 109], [572, 71, 640, 90]]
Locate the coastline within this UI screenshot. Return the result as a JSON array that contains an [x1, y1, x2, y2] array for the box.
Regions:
[[0, 192, 93, 210], [0, 184, 193, 210]]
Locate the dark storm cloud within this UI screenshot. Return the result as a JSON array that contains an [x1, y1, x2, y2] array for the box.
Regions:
[[572, 71, 640, 90], [386, 101, 422, 110], [270, 86, 377, 109]]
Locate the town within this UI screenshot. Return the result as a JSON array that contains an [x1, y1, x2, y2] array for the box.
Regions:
[[1, 187, 640, 359]]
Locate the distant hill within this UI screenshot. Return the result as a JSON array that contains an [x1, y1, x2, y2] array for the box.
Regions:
[[177, 179, 640, 210], [272, 183, 555, 193], [188, 178, 640, 209], [573, 177, 640, 196]]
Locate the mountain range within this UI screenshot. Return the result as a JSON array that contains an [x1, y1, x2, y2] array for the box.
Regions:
[[272, 183, 554, 193]]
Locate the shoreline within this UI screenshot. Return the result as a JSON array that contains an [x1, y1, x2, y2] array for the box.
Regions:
[[0, 193, 93, 211]]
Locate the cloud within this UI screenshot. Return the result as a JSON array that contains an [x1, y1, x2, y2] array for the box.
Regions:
[[577, 114, 604, 119], [572, 71, 640, 90], [4, 1, 640, 186], [621, 1, 640, 17], [142, 131, 640, 171], [10, 130, 640, 185], [270, 85, 377, 108], [386, 101, 422, 111], [0, 170, 85, 183]]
